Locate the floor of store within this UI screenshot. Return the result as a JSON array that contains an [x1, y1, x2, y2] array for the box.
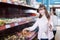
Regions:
[[55, 26, 60, 40]]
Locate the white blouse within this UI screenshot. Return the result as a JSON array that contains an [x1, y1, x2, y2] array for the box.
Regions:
[[51, 15, 58, 30], [27, 15, 54, 40]]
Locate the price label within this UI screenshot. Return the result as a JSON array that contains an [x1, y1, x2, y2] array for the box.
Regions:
[[5, 25, 10, 29], [15, 23, 18, 26]]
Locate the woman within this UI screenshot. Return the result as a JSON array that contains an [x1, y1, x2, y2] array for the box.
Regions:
[[23, 4, 54, 40], [50, 8, 58, 40]]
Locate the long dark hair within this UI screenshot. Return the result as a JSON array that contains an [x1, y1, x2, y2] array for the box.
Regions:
[[37, 4, 50, 20], [52, 7, 57, 16]]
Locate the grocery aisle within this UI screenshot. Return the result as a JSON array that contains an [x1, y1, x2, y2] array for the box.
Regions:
[[0, 0, 60, 40], [0, 0, 38, 40]]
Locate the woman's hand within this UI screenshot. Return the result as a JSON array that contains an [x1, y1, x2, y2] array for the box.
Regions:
[[22, 28, 30, 37], [47, 23, 53, 31], [49, 24, 52, 29], [49, 24, 53, 31], [22, 28, 29, 33]]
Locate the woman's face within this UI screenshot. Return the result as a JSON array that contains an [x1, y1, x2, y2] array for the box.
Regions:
[[39, 7, 45, 15]]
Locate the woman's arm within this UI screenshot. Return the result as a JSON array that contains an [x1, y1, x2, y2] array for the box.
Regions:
[[48, 18, 54, 31], [23, 18, 39, 31]]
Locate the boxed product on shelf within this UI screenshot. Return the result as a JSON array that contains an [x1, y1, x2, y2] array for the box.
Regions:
[[26, 0, 31, 5], [11, 0, 19, 4], [0, 19, 6, 26], [19, 0, 26, 5], [2, 31, 31, 40], [24, 9, 39, 17], [16, 30, 36, 40], [4, 35, 17, 40], [1, 0, 7, 3], [0, 17, 34, 27]]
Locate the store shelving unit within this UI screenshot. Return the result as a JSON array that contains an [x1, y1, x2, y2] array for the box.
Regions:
[[0, 2, 37, 30], [0, 2, 38, 40]]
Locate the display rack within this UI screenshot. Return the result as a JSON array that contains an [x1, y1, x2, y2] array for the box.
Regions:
[[0, 2, 38, 40], [0, 18, 35, 31]]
